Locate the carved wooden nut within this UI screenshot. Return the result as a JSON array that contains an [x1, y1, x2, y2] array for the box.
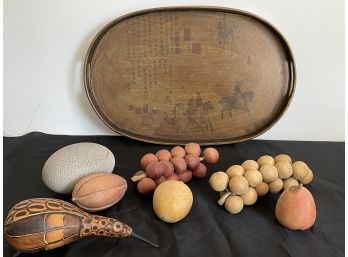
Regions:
[[72, 173, 127, 212]]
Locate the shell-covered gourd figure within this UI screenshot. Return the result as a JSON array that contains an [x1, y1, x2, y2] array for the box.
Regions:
[[4, 198, 158, 253]]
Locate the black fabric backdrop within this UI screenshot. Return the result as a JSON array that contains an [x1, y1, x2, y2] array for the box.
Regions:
[[3, 132, 345, 257]]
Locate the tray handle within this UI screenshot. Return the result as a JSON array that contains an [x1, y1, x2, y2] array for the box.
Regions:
[[86, 62, 93, 93]]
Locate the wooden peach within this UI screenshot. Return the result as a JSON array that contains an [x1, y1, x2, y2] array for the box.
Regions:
[[275, 185, 316, 230]]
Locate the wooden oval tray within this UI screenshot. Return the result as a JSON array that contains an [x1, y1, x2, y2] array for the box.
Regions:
[[84, 7, 295, 145]]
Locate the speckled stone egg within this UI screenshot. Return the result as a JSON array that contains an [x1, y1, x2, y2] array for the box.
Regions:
[[42, 142, 115, 194]]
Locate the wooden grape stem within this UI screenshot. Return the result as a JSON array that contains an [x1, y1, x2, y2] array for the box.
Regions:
[[289, 183, 303, 192], [218, 190, 232, 205], [131, 173, 147, 182]]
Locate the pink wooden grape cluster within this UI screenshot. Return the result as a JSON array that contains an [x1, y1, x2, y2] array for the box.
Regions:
[[132, 143, 219, 194]]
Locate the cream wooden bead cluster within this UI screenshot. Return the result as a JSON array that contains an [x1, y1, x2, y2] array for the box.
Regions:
[[209, 154, 314, 214]]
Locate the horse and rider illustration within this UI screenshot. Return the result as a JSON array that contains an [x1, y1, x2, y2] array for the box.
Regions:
[[164, 85, 254, 132], [184, 93, 214, 132], [164, 93, 214, 133], [219, 83, 254, 119], [136, 84, 254, 133]]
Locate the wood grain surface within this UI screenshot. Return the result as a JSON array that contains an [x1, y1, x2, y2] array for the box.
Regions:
[[84, 7, 295, 145], [4, 198, 132, 252]]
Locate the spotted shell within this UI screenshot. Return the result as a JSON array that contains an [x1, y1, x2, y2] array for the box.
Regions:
[[4, 198, 87, 252], [4, 198, 132, 253]]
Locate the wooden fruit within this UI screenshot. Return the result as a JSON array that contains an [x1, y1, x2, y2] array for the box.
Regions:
[[226, 165, 245, 178], [202, 148, 220, 164], [185, 154, 200, 170], [155, 149, 171, 161], [240, 187, 258, 205], [228, 175, 249, 195], [275, 161, 293, 179], [171, 146, 186, 158], [269, 178, 283, 194], [259, 164, 278, 183], [274, 154, 292, 164], [72, 173, 127, 212], [177, 171, 193, 183], [241, 160, 259, 171], [283, 177, 300, 190], [146, 161, 165, 178], [184, 143, 201, 157], [153, 181, 193, 223], [137, 178, 156, 194], [140, 153, 158, 169], [243, 169, 262, 187], [257, 155, 275, 166], [209, 171, 229, 192], [275, 185, 316, 230], [292, 161, 310, 180], [300, 168, 314, 184], [155, 176, 167, 186], [224, 195, 243, 214], [255, 182, 269, 196], [192, 163, 207, 178]]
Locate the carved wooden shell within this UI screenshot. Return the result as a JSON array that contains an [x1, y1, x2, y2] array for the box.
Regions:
[[4, 198, 132, 253]]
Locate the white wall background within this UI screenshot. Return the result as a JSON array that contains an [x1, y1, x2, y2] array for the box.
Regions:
[[3, 0, 345, 141]]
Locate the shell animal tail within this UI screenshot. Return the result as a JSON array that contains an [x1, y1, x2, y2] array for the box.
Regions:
[[12, 251, 21, 257], [131, 231, 159, 247]]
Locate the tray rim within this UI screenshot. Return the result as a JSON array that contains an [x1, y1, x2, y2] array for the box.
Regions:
[[83, 6, 296, 145]]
